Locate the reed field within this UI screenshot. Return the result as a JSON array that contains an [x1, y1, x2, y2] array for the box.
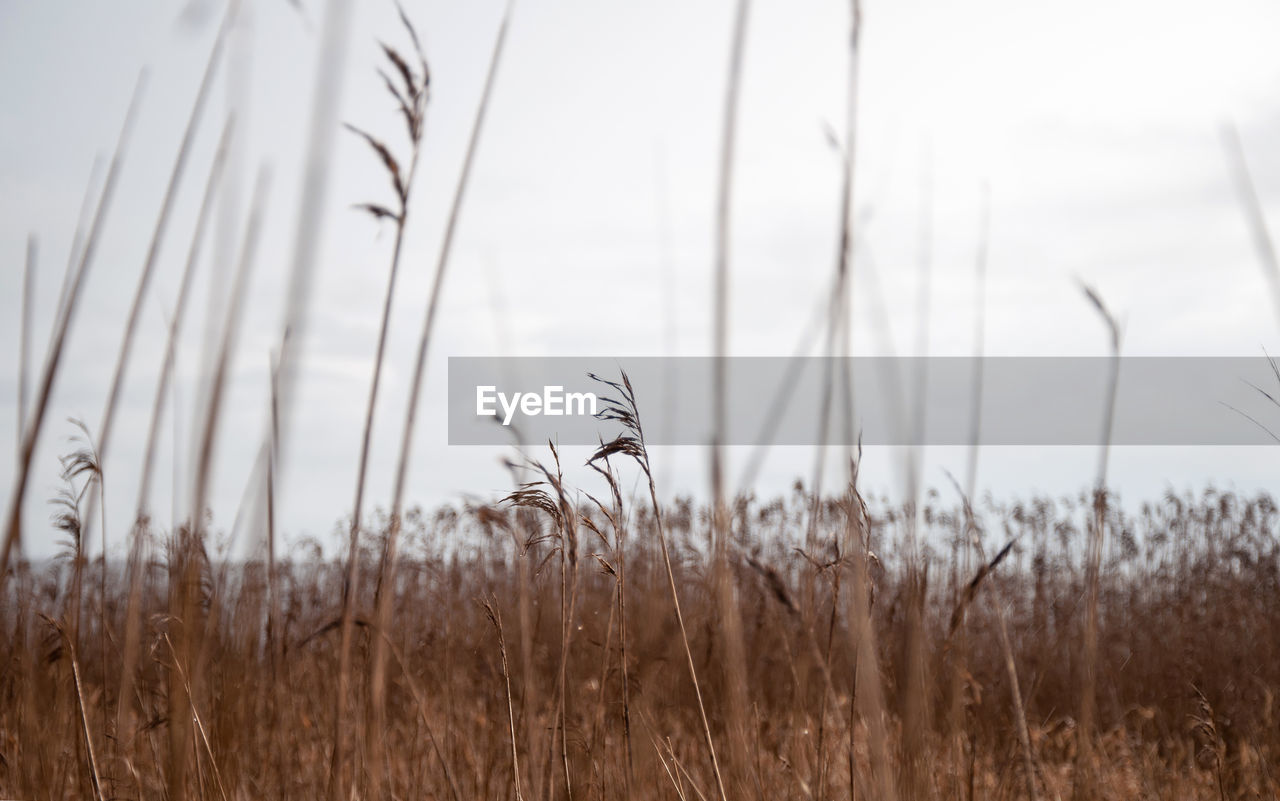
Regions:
[[2, 1, 1279, 800], [4, 462, 1280, 800]]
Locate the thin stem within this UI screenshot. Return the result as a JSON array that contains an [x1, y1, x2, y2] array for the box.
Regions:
[[0, 71, 147, 593], [709, 2, 752, 795], [336, 121, 422, 801], [118, 115, 230, 752], [97, 8, 230, 467], [18, 237, 35, 449]]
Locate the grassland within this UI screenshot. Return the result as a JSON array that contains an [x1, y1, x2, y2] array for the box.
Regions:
[[2, 479, 1278, 800], [3, 2, 1279, 800]]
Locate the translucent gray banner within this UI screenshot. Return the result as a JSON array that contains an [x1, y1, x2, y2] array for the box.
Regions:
[[447, 357, 1280, 446]]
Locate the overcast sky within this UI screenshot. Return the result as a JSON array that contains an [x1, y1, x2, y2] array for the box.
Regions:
[[2, 0, 1280, 559]]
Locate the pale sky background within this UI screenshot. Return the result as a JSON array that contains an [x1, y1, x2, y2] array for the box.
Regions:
[[2, 0, 1279, 558]]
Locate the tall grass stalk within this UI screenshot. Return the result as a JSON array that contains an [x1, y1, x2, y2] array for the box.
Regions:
[[969, 197, 1038, 801], [18, 237, 35, 448], [328, 8, 431, 792], [118, 115, 234, 760], [76, 21, 231, 690], [370, 4, 515, 790], [169, 167, 269, 801], [591, 371, 730, 801], [271, 0, 354, 432], [801, 17, 864, 775], [0, 71, 147, 592], [843, 459, 897, 801], [1222, 124, 1280, 330], [49, 616, 105, 801], [53, 157, 106, 327], [93, 9, 230, 470], [1074, 283, 1121, 801], [589, 454, 635, 796], [709, 1, 753, 795]]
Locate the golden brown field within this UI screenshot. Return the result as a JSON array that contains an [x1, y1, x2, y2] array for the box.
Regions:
[[4, 2, 1280, 800], [3, 457, 1278, 799]]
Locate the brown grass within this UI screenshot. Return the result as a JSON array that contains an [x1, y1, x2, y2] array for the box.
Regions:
[[4, 5, 1278, 801], [4, 481, 1280, 800]]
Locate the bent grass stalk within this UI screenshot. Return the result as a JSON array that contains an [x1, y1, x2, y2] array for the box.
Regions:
[[587, 453, 635, 796], [1074, 283, 1121, 801], [504, 446, 581, 800], [589, 371, 730, 801]]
